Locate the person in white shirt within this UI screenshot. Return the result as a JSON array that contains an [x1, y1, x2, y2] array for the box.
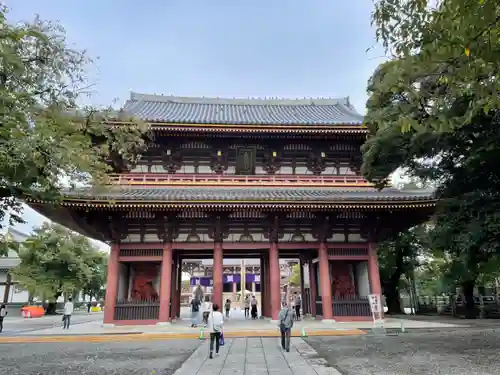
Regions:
[[202, 296, 212, 325], [63, 298, 74, 329], [207, 303, 224, 359]]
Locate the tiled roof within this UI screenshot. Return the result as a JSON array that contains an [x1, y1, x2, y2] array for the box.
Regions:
[[122, 93, 364, 125], [64, 186, 434, 202]]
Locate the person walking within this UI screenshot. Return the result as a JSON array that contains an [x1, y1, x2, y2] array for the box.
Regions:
[[250, 295, 258, 319], [63, 298, 74, 330], [190, 297, 201, 327], [87, 301, 92, 314], [207, 303, 224, 359], [202, 296, 212, 325], [278, 301, 295, 352], [0, 304, 8, 333], [293, 292, 301, 320], [224, 299, 231, 319], [243, 296, 250, 319]]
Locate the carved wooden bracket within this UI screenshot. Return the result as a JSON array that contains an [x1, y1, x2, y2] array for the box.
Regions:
[[263, 148, 281, 174], [208, 213, 229, 242], [162, 147, 182, 174], [311, 213, 333, 242], [108, 213, 128, 241], [155, 213, 180, 242], [210, 146, 228, 174], [307, 151, 327, 175], [263, 213, 285, 243]]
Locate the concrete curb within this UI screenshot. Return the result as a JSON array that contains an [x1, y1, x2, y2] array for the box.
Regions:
[[0, 329, 367, 344]]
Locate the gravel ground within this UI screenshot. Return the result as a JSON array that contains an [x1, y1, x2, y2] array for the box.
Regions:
[[306, 327, 500, 375], [0, 339, 200, 375]]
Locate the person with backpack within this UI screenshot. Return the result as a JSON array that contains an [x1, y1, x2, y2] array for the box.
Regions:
[[278, 301, 295, 352], [207, 303, 224, 359], [0, 304, 8, 333]]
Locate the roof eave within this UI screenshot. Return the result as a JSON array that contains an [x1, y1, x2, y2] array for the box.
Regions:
[[104, 120, 367, 134]]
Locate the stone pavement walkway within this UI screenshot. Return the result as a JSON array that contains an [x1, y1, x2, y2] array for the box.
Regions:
[[173, 337, 341, 375]]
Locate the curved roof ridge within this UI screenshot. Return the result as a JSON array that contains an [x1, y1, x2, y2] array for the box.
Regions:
[[129, 92, 351, 107]]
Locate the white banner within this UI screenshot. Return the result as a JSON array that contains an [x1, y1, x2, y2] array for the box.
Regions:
[[368, 294, 383, 324]]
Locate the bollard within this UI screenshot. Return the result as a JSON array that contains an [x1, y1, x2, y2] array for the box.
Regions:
[[300, 327, 306, 337], [401, 321, 405, 333], [199, 327, 205, 340]]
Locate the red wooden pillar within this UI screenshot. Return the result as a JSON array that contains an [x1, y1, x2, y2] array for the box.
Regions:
[[158, 243, 173, 323], [368, 242, 382, 296], [260, 255, 267, 317], [308, 257, 317, 317], [299, 255, 305, 314], [269, 242, 281, 320], [213, 242, 223, 308], [176, 256, 182, 317], [170, 253, 177, 321], [318, 242, 334, 321], [103, 242, 120, 325]]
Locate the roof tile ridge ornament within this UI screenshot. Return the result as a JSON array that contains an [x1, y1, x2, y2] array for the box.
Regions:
[[128, 92, 351, 107]]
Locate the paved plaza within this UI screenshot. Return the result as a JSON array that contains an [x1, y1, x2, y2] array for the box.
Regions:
[[2, 325, 500, 374], [173, 337, 340, 375], [306, 327, 500, 375]]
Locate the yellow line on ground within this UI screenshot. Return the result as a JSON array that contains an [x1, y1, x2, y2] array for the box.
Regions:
[[0, 329, 366, 344]]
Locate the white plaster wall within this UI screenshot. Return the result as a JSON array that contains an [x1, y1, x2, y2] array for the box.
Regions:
[[154, 265, 161, 293], [128, 266, 135, 300], [117, 263, 128, 300], [355, 261, 370, 297], [303, 264, 310, 288]]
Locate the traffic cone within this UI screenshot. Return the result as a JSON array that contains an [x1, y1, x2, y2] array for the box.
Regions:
[[301, 327, 307, 337], [199, 327, 205, 340]]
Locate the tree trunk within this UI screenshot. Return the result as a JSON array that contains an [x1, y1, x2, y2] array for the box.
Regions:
[[383, 279, 404, 314], [462, 280, 476, 319], [45, 291, 63, 315]]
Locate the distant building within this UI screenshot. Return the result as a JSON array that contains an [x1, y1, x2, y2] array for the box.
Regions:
[[0, 227, 29, 304]]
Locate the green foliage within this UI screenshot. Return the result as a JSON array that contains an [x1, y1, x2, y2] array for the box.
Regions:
[[0, 6, 148, 228], [0, 231, 18, 257], [363, 1, 500, 297], [370, 0, 500, 134], [288, 264, 301, 287], [81, 255, 107, 301], [11, 222, 107, 301]]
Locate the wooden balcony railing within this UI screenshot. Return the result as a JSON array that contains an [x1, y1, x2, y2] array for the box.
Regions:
[[107, 173, 374, 187]]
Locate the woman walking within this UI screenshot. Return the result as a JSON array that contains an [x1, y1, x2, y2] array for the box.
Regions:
[[207, 303, 224, 359]]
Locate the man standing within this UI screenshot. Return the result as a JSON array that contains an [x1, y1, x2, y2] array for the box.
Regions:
[[278, 302, 295, 352], [63, 298, 74, 329]]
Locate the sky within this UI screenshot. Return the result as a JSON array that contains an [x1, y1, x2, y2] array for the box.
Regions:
[[4, 0, 388, 244]]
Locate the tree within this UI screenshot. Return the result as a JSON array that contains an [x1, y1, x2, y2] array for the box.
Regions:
[[377, 225, 430, 314], [363, 0, 500, 318], [0, 6, 147, 229], [288, 264, 301, 287], [81, 255, 107, 302], [12, 223, 106, 314]]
